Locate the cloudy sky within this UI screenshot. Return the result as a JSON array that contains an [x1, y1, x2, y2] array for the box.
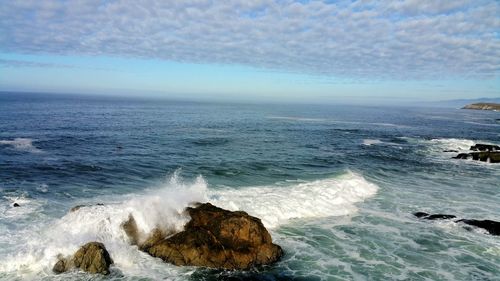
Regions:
[[0, 0, 499, 103]]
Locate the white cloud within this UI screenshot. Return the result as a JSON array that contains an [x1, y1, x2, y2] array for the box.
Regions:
[[0, 0, 498, 79]]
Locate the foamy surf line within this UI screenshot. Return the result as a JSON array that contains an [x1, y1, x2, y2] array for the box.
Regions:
[[0, 171, 378, 276], [209, 172, 378, 228]]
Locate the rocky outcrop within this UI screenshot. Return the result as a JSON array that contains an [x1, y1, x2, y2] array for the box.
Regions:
[[453, 151, 500, 163], [455, 219, 500, 236], [124, 203, 283, 270], [121, 214, 140, 246], [462, 103, 500, 111], [452, 143, 500, 163], [470, 144, 500, 152], [413, 212, 500, 236], [53, 242, 113, 275]]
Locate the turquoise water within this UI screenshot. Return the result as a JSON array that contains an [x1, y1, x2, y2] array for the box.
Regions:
[[0, 93, 499, 280]]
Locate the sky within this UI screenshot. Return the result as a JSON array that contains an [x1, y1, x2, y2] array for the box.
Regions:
[[0, 0, 499, 103]]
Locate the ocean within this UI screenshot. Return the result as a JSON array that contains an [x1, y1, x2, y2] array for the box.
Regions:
[[0, 93, 499, 280]]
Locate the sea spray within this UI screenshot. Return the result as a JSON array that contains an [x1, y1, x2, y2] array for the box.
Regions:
[[0, 171, 378, 277], [0, 138, 42, 153]]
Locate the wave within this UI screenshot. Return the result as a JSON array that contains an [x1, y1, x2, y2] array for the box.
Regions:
[[209, 171, 378, 228], [268, 116, 409, 128], [428, 138, 476, 152], [267, 116, 328, 122], [362, 139, 403, 147], [0, 138, 42, 153], [0, 171, 378, 277]]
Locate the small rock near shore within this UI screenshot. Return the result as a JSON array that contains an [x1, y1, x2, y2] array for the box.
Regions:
[[53, 242, 113, 275]]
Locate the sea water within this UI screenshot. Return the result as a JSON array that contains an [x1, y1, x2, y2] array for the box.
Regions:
[[0, 93, 499, 280]]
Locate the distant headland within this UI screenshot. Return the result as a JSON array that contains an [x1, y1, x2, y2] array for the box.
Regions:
[[462, 103, 500, 111]]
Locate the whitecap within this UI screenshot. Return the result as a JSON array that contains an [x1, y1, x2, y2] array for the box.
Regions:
[[363, 139, 384, 146], [0, 138, 42, 153]]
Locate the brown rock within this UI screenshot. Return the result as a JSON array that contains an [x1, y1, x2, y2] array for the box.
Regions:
[[53, 242, 113, 275], [72, 242, 113, 274], [121, 214, 140, 245], [138, 203, 283, 270], [462, 103, 500, 111], [52, 256, 68, 274]]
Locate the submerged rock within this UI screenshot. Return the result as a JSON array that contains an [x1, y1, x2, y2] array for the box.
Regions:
[[127, 203, 283, 270], [70, 203, 105, 212], [414, 212, 500, 236], [53, 242, 113, 275], [413, 212, 456, 220]]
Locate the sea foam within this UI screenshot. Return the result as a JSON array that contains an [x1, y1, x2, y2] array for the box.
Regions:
[[0, 138, 42, 153], [0, 171, 378, 277], [209, 171, 378, 228]]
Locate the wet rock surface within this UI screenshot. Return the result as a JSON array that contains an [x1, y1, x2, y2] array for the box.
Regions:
[[452, 143, 500, 163], [53, 242, 113, 275], [414, 212, 500, 236], [413, 212, 456, 220], [126, 203, 283, 270]]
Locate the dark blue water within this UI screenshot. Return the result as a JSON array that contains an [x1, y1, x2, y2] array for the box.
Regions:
[[0, 93, 499, 280]]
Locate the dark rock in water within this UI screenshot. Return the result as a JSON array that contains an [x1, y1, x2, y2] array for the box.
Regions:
[[453, 153, 470, 159], [413, 212, 456, 220], [470, 151, 500, 163], [470, 144, 500, 152], [52, 257, 67, 274], [13, 203, 20, 207], [414, 212, 500, 236], [453, 147, 500, 163], [427, 214, 456, 220], [443, 150, 459, 153], [53, 242, 113, 275], [413, 212, 430, 218], [456, 219, 500, 236], [135, 203, 283, 270], [70, 203, 105, 212]]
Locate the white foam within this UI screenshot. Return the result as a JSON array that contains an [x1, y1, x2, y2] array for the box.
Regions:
[[363, 139, 384, 146], [428, 138, 476, 152], [209, 171, 378, 228], [0, 138, 42, 153], [0, 195, 45, 219], [267, 116, 328, 122], [0, 171, 378, 277], [0, 171, 207, 276]]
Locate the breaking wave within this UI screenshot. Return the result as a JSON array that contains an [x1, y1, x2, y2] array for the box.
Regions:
[[0, 170, 378, 278]]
